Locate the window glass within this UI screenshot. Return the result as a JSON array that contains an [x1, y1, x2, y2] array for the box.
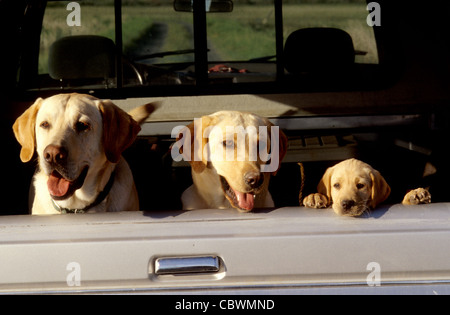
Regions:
[[36, 0, 378, 90], [204, 0, 378, 84], [121, 3, 195, 85], [283, 0, 379, 64], [122, 3, 194, 64], [206, 2, 276, 62], [38, 1, 194, 88], [39, 1, 115, 74], [205, 1, 277, 83]]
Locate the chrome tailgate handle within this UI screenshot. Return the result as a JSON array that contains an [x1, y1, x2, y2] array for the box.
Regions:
[[154, 256, 220, 275]]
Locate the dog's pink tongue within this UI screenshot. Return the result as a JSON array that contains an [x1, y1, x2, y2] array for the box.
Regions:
[[235, 190, 255, 211], [47, 171, 70, 197]]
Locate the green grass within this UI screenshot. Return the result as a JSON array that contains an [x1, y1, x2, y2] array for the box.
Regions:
[[39, 3, 377, 73], [207, 6, 276, 60], [206, 4, 378, 63], [121, 6, 194, 59]]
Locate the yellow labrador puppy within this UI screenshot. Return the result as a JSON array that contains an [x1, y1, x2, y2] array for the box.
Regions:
[[303, 158, 431, 216], [13, 93, 153, 215], [175, 111, 287, 212]]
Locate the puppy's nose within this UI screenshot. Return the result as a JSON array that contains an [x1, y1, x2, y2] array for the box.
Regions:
[[44, 145, 68, 165], [342, 199, 355, 210], [244, 171, 263, 189]]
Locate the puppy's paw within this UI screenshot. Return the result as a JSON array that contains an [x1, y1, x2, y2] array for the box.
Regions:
[[303, 193, 329, 209], [402, 188, 431, 205]]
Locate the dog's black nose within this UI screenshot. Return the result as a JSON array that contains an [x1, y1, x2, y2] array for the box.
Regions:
[[342, 199, 355, 210], [44, 145, 68, 165], [244, 171, 263, 189]]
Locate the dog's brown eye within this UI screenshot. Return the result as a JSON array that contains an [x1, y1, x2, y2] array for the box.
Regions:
[[357, 183, 365, 189], [333, 183, 340, 189], [75, 121, 90, 132], [223, 140, 234, 148], [40, 121, 50, 129]]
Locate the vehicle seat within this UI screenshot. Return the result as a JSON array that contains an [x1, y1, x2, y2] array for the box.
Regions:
[[283, 28, 355, 75], [48, 35, 116, 86]]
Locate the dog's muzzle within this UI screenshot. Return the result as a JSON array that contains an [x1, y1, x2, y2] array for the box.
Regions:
[[220, 172, 265, 212], [43, 144, 89, 200]]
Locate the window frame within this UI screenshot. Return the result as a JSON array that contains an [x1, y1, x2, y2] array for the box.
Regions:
[[16, 0, 387, 98]]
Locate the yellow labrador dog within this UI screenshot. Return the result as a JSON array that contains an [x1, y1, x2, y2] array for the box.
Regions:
[[13, 93, 153, 215], [303, 158, 431, 216], [176, 111, 287, 212]]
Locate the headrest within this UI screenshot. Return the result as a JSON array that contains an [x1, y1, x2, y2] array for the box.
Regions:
[[284, 28, 355, 74], [48, 35, 116, 80]]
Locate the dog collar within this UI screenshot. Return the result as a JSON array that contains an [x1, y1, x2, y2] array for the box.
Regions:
[[51, 171, 116, 214]]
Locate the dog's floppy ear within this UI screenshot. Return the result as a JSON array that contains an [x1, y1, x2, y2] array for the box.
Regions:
[[97, 100, 141, 163], [317, 165, 334, 204], [369, 169, 391, 208], [177, 115, 215, 173], [13, 98, 43, 163]]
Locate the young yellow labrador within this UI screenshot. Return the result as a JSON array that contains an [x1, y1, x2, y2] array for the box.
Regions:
[[13, 93, 154, 215], [175, 111, 287, 212], [303, 158, 431, 216]]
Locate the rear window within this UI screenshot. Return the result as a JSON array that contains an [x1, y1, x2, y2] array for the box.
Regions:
[[26, 0, 379, 91]]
